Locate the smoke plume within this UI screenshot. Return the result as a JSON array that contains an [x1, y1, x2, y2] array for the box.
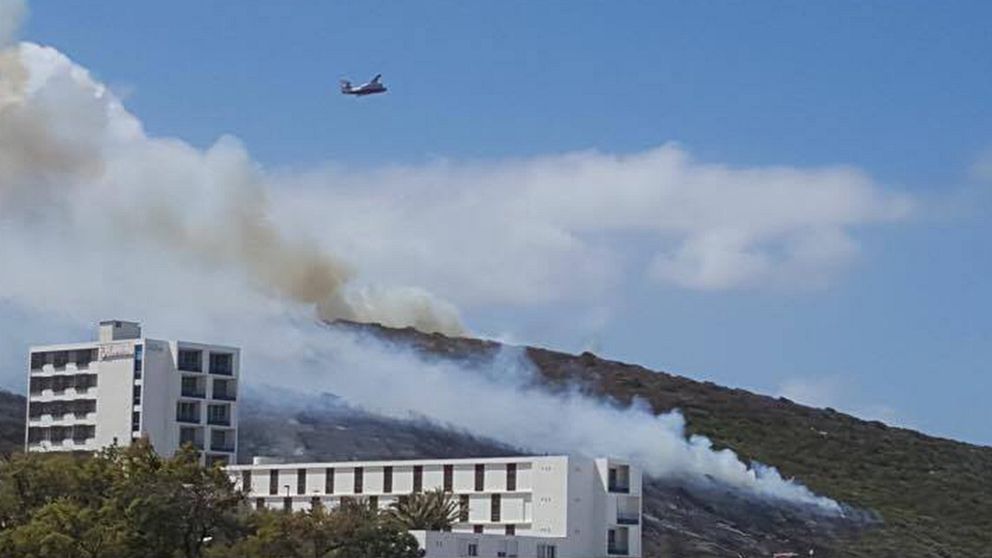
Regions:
[[0, 41, 461, 335], [0, 23, 847, 512]]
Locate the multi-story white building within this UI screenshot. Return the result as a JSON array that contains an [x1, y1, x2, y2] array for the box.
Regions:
[[26, 320, 240, 465], [227, 455, 642, 558]]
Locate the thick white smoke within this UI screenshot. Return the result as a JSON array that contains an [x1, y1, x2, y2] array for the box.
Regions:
[[0, 25, 853, 511], [0, 41, 461, 335], [262, 321, 842, 512]]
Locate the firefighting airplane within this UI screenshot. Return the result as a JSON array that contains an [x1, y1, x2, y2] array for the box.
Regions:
[[340, 74, 387, 96]]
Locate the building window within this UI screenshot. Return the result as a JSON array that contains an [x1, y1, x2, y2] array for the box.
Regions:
[[212, 378, 236, 400], [131, 411, 141, 432], [467, 543, 478, 556], [311, 496, 321, 509], [459, 495, 470, 522], [283, 497, 292, 511], [383, 466, 393, 493], [413, 465, 423, 493], [473, 525, 483, 534], [75, 349, 94, 368], [30, 352, 46, 370], [52, 351, 69, 369], [368, 495, 378, 509], [242, 471, 252, 492], [269, 470, 278, 495], [72, 425, 94, 443], [209, 352, 233, 375], [325, 468, 334, 494], [256, 498, 265, 511], [608, 465, 630, 493], [178, 349, 202, 372], [206, 403, 230, 426], [505, 524, 515, 536], [133, 345, 143, 375], [182, 376, 204, 398], [475, 464, 485, 492], [297, 469, 307, 495], [133, 384, 142, 405], [443, 465, 453, 492], [537, 544, 557, 558], [176, 401, 200, 423], [179, 426, 202, 449], [491, 494, 501, 522], [354, 467, 363, 494], [506, 463, 517, 491]]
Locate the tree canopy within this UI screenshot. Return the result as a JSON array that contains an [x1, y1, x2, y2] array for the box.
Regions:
[[0, 443, 421, 558]]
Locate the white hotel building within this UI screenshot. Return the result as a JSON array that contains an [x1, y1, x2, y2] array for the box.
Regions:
[[25, 321, 642, 558], [26, 320, 240, 465]]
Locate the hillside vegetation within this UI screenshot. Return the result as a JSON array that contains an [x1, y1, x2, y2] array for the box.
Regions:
[[349, 323, 992, 557], [3, 322, 990, 556]]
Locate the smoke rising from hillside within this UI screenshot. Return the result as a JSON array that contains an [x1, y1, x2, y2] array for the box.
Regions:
[[0, 42, 462, 335], [0, 29, 873, 511]]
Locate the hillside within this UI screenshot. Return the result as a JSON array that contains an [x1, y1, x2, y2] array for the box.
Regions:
[[3, 322, 990, 556]]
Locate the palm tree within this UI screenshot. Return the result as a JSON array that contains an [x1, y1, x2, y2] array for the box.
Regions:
[[386, 488, 460, 531]]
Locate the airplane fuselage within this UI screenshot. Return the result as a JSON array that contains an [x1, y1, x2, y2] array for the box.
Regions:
[[342, 85, 387, 96]]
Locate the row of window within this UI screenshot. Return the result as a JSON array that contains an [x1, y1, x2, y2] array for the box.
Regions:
[[30, 349, 97, 370], [176, 402, 232, 425], [29, 374, 97, 394], [28, 398, 96, 418], [248, 463, 520, 497], [179, 426, 236, 453], [177, 349, 234, 375], [27, 425, 95, 444], [180, 377, 237, 400]]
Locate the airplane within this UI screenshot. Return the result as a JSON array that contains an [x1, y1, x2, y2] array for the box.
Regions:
[[340, 74, 387, 96]]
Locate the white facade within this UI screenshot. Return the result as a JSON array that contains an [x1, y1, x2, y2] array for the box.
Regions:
[[227, 455, 642, 558], [26, 320, 240, 465]]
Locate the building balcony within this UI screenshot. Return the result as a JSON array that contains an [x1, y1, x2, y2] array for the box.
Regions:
[[212, 391, 236, 401], [177, 415, 200, 424], [211, 441, 235, 453], [616, 514, 639, 526], [207, 417, 231, 426], [607, 546, 629, 556], [608, 483, 630, 493], [181, 388, 206, 398]]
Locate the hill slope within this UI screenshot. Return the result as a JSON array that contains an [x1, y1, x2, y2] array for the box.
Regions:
[[2, 322, 989, 556]]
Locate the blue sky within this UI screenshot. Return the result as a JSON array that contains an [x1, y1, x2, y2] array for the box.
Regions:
[[15, 1, 992, 444]]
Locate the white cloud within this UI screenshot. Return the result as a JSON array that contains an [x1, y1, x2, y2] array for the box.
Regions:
[[275, 146, 912, 308]]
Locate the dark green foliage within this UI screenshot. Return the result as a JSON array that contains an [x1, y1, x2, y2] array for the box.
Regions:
[[386, 488, 460, 531], [212, 500, 420, 558], [0, 441, 420, 558]]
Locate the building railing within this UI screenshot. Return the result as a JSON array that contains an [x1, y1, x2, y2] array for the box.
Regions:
[[607, 545, 629, 556], [211, 442, 235, 452], [181, 440, 204, 450], [212, 392, 237, 401], [181, 388, 206, 398], [207, 417, 231, 426], [608, 483, 630, 493], [616, 514, 639, 525], [177, 414, 200, 424]]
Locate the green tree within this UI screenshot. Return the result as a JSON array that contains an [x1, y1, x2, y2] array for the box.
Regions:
[[386, 488, 459, 531]]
